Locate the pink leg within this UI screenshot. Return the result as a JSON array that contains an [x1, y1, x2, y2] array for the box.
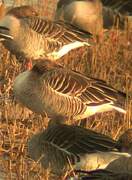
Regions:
[[22, 59, 33, 70]]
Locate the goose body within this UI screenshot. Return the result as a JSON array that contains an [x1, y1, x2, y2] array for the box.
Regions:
[[0, 8, 92, 61], [6, 5, 39, 17], [81, 128, 132, 179], [13, 60, 126, 121], [55, 0, 103, 35], [81, 152, 132, 179], [55, 0, 132, 32], [28, 122, 130, 175], [106, 129, 132, 173]]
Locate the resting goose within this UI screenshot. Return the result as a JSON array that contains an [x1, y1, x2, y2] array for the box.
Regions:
[[13, 59, 126, 121], [0, 7, 92, 62], [55, 0, 132, 32], [80, 128, 132, 179], [6, 5, 39, 17], [55, 0, 103, 35], [0, 5, 39, 46], [28, 121, 130, 176]]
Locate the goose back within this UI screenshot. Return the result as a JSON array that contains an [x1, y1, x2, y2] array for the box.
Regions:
[[55, 0, 103, 35], [0, 14, 92, 61], [13, 60, 126, 121]]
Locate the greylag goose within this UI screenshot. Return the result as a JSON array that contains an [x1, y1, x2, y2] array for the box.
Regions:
[[6, 5, 39, 18], [0, 5, 39, 69], [103, 129, 132, 173], [55, 0, 103, 35], [28, 121, 130, 176], [0, 7, 92, 62], [116, 128, 132, 153], [76, 128, 132, 179], [55, 0, 132, 32], [13, 59, 126, 121]]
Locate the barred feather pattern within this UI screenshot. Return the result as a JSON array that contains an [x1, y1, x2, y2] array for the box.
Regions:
[[0, 15, 92, 61], [45, 68, 122, 104], [40, 80, 87, 119], [3, 19, 64, 59], [13, 60, 126, 121], [25, 17, 92, 42], [28, 123, 117, 173]]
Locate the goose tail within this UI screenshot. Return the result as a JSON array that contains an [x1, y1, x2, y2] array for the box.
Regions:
[[112, 90, 127, 114], [111, 105, 126, 114]]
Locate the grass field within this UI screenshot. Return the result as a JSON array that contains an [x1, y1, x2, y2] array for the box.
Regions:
[[0, 1, 132, 179]]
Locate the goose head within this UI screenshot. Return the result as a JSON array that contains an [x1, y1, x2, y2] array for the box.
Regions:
[[117, 128, 132, 153], [0, 5, 39, 41], [6, 5, 39, 18], [31, 59, 63, 75]]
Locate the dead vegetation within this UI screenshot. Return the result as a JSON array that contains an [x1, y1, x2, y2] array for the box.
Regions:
[[0, 0, 132, 179]]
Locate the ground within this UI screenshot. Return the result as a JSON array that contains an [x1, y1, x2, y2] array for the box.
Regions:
[[0, 28, 131, 179], [0, 2, 132, 180]]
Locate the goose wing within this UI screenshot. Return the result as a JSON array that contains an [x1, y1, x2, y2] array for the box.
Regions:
[[23, 16, 92, 44], [35, 124, 116, 170], [44, 66, 123, 105], [78, 169, 132, 180], [43, 124, 117, 154]]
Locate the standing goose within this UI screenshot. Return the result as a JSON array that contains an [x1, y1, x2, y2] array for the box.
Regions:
[[0, 5, 39, 69], [28, 121, 130, 176], [55, 0, 103, 35], [13, 59, 126, 121], [0, 7, 92, 62], [0, 5, 39, 36]]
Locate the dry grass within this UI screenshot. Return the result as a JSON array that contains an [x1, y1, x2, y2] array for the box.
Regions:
[[0, 1, 132, 179]]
